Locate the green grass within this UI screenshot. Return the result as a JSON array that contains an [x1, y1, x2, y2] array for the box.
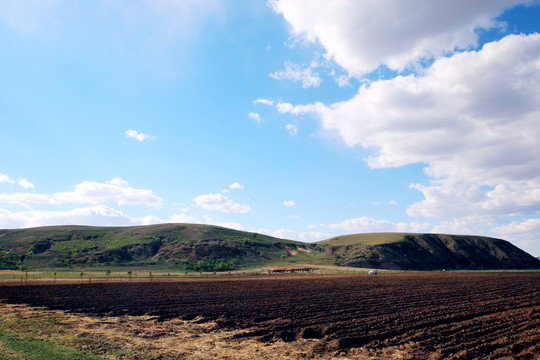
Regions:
[[0, 329, 102, 360], [320, 232, 413, 246]]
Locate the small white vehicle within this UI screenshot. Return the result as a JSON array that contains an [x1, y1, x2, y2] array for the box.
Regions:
[[368, 270, 378, 275]]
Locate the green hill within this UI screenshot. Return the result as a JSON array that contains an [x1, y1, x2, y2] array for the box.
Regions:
[[318, 233, 540, 270], [1, 225, 539, 271], [0, 224, 327, 271]]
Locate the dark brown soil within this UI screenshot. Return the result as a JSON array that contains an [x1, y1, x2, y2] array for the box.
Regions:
[[1, 272, 539, 359]]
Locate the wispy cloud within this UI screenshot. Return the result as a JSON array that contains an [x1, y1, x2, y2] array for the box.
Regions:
[[286, 124, 298, 136], [270, 61, 321, 88], [253, 98, 274, 106], [125, 129, 157, 142], [248, 112, 263, 122]]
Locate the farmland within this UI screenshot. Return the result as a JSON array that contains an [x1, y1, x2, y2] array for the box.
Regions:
[[0, 272, 539, 359]]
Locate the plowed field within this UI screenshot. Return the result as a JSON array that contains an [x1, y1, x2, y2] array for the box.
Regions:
[[1, 272, 539, 359]]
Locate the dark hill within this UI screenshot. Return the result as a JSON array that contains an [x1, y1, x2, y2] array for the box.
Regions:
[[319, 233, 540, 270], [0, 224, 323, 271], [0, 225, 538, 271]]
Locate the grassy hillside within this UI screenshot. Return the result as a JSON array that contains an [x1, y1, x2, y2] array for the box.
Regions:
[[1, 225, 539, 271], [0, 224, 329, 271], [319, 233, 412, 246], [318, 233, 540, 270]]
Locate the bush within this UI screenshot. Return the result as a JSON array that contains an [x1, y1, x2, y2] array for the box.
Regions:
[[181, 259, 237, 272], [0, 251, 20, 270]]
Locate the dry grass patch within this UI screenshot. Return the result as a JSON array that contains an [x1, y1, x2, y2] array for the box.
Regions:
[[0, 302, 394, 359]]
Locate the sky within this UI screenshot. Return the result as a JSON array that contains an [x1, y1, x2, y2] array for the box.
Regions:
[[1, 1, 540, 257]]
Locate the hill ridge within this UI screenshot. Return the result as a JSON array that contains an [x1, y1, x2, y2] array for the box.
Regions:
[[1, 224, 539, 271]]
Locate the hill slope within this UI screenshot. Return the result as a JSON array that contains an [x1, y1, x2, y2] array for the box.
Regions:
[[0, 224, 325, 271], [1, 225, 539, 271], [319, 233, 540, 270]]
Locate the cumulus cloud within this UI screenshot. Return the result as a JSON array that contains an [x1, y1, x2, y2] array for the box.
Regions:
[[248, 112, 262, 122], [125, 129, 157, 142], [0, 205, 161, 229], [255, 228, 329, 242], [0, 178, 162, 208], [270, 0, 522, 76], [0, 193, 60, 208], [17, 179, 34, 189], [0, 174, 15, 184], [270, 61, 322, 88], [283, 200, 295, 207], [490, 218, 540, 253], [326, 216, 431, 234], [193, 193, 251, 213], [285, 123, 298, 136], [54, 178, 163, 207], [229, 182, 245, 190], [492, 218, 540, 238], [169, 212, 198, 224], [204, 218, 246, 231], [0, 174, 34, 189], [290, 34, 540, 221]]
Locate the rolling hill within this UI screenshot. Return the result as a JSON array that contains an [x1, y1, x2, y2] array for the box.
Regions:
[[0, 224, 539, 271], [0, 224, 325, 271], [318, 233, 540, 270]]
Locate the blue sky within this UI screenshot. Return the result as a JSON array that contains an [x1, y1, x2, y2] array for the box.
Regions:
[[1, 0, 540, 256]]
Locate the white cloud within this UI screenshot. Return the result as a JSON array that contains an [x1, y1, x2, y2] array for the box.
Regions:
[[0, 193, 60, 208], [335, 74, 350, 87], [293, 34, 540, 222], [0, 174, 15, 184], [17, 179, 34, 189], [169, 212, 198, 224], [492, 218, 540, 238], [0, 205, 162, 229], [491, 218, 540, 254], [125, 129, 157, 142], [270, 0, 523, 76], [107, 177, 129, 186], [229, 182, 245, 190], [253, 98, 274, 106], [248, 112, 262, 122], [54, 179, 163, 207], [0, 174, 34, 189], [326, 216, 431, 234], [285, 123, 298, 136], [299, 231, 331, 242], [283, 200, 295, 207], [255, 227, 330, 242], [193, 193, 251, 213], [205, 219, 246, 231], [276, 101, 325, 116], [270, 61, 322, 88], [0, 178, 162, 208], [388, 200, 398, 205]]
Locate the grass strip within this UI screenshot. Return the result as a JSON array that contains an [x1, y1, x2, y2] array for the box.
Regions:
[[0, 329, 102, 360]]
